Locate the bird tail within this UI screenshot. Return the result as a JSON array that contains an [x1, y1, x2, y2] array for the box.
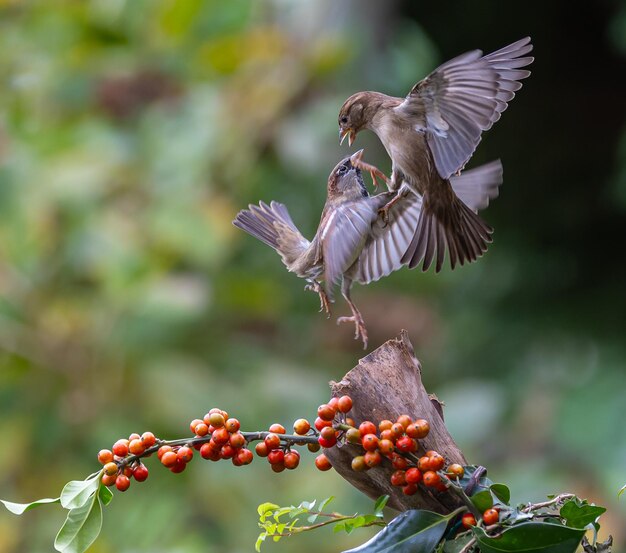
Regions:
[[233, 201, 309, 265], [449, 159, 503, 211], [401, 181, 494, 272]]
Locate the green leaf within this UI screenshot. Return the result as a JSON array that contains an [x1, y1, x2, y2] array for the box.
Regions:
[[559, 500, 606, 529], [0, 497, 60, 515], [54, 492, 103, 553], [255, 532, 267, 552], [334, 522, 346, 533], [60, 475, 101, 510], [374, 495, 390, 515], [258, 502, 279, 517], [490, 484, 511, 505], [443, 533, 474, 552], [343, 509, 458, 553], [471, 490, 494, 512], [472, 521, 585, 553], [618, 485, 626, 498], [98, 485, 113, 507], [319, 497, 334, 511]]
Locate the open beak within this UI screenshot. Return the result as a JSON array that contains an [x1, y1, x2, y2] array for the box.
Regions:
[[339, 127, 356, 147], [350, 149, 364, 166]]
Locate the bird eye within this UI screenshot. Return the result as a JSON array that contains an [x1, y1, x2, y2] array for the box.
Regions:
[[340, 116, 348, 124], [337, 165, 348, 175]]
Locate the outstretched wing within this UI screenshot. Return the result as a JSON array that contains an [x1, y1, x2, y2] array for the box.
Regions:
[[321, 200, 379, 295], [397, 37, 533, 179], [353, 191, 423, 285]]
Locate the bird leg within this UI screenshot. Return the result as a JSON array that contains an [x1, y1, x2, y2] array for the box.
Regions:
[[336, 278, 368, 349], [304, 280, 332, 317], [378, 182, 411, 225], [350, 152, 390, 189]]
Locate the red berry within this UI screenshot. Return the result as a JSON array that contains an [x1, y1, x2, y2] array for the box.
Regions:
[[103, 462, 118, 476], [337, 395, 353, 413], [317, 404, 336, 422], [170, 458, 187, 473], [318, 436, 336, 448], [364, 450, 382, 468], [200, 443, 220, 461], [378, 438, 395, 455], [194, 422, 209, 437], [425, 450, 438, 457], [378, 420, 393, 432], [112, 439, 129, 457], [98, 449, 114, 465], [115, 474, 130, 492], [418, 456, 433, 471], [405, 424, 421, 439], [190, 419, 204, 434], [307, 442, 321, 453], [483, 508, 499, 525], [101, 473, 117, 487], [133, 464, 149, 482], [177, 446, 194, 463], [396, 415, 412, 429], [462, 513, 477, 529], [268, 449, 285, 465], [405, 467, 423, 484], [128, 433, 141, 442], [157, 445, 173, 459], [380, 429, 395, 442], [345, 417, 356, 427], [314, 454, 332, 471], [412, 419, 430, 438], [390, 470, 407, 486], [328, 397, 340, 410], [446, 464, 465, 479], [236, 448, 254, 465], [391, 423, 405, 437], [161, 451, 177, 467], [212, 427, 230, 446], [293, 418, 311, 435], [402, 483, 418, 496], [314, 417, 332, 431], [268, 423, 286, 434], [358, 421, 377, 437], [390, 453, 408, 470], [129, 439, 145, 455], [264, 433, 281, 451], [220, 444, 236, 459], [320, 426, 337, 441], [255, 442, 269, 457], [423, 471, 441, 487], [229, 432, 246, 449], [361, 433, 379, 451], [351, 456, 367, 471], [225, 418, 241, 433], [284, 451, 300, 470], [141, 431, 156, 448], [396, 436, 417, 453], [428, 454, 445, 472], [271, 463, 285, 473]]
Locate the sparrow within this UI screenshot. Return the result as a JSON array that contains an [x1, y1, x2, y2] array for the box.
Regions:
[[233, 151, 502, 349], [338, 37, 533, 272]]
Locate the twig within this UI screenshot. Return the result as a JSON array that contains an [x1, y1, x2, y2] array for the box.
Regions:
[[521, 493, 575, 513]]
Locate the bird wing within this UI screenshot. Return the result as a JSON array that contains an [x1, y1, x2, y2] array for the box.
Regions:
[[397, 37, 533, 179], [449, 159, 503, 211], [321, 200, 379, 294], [353, 190, 423, 285]]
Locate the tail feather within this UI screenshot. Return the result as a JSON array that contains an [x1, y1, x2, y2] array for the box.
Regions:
[[401, 193, 493, 272], [233, 201, 308, 264], [450, 160, 503, 211]]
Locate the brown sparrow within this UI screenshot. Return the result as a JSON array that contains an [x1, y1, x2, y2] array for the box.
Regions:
[[338, 37, 532, 272], [233, 151, 502, 348]]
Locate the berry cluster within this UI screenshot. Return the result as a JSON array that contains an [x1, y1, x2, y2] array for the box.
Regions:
[[311, 398, 465, 499], [97, 431, 156, 491], [462, 508, 500, 528]]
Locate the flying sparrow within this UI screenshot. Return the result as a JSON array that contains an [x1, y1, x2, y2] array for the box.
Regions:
[[338, 37, 532, 272], [233, 151, 502, 349]]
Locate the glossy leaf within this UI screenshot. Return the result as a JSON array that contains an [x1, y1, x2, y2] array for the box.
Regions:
[[472, 521, 585, 553], [471, 490, 494, 512], [374, 495, 390, 515], [60, 475, 101, 510], [54, 492, 103, 553], [559, 500, 606, 529], [490, 484, 511, 505], [98, 485, 113, 507], [343, 509, 458, 553], [0, 497, 60, 515], [442, 533, 474, 552]]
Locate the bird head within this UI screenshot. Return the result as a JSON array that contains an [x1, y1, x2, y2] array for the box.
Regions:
[[338, 93, 369, 146], [327, 150, 368, 200]]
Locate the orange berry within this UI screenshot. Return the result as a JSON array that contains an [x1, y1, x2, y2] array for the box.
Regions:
[[128, 433, 141, 442], [255, 442, 269, 457], [284, 451, 300, 470], [446, 464, 465, 479], [429, 454, 445, 471], [345, 427, 361, 444], [267, 449, 285, 465], [212, 427, 230, 446], [141, 431, 156, 447], [358, 421, 377, 437], [405, 467, 423, 484], [483, 508, 499, 525], [423, 471, 441, 487], [293, 418, 311, 435], [351, 455, 367, 471], [364, 450, 382, 468], [380, 429, 395, 441], [157, 445, 172, 459], [170, 458, 187, 473], [390, 470, 407, 486], [361, 433, 379, 451], [412, 419, 430, 438], [395, 436, 417, 453], [390, 453, 408, 470], [378, 420, 393, 432], [403, 483, 418, 495], [209, 412, 225, 428], [129, 439, 145, 455], [396, 415, 412, 429], [315, 453, 332, 471], [177, 446, 194, 463], [98, 449, 114, 465], [201, 443, 220, 461], [391, 423, 405, 437], [101, 473, 117, 487], [194, 422, 209, 437], [462, 513, 477, 528], [230, 432, 246, 449], [225, 418, 240, 433], [236, 448, 254, 465], [133, 464, 149, 482], [190, 419, 204, 434], [328, 397, 340, 410], [315, 417, 333, 431], [269, 423, 286, 434], [418, 456, 433, 471], [317, 404, 336, 421], [103, 462, 118, 476], [161, 451, 177, 467], [112, 439, 129, 457], [337, 395, 353, 413], [378, 438, 395, 455]]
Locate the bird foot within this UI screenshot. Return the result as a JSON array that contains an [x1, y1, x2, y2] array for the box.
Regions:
[[304, 282, 332, 317], [353, 159, 390, 189], [337, 313, 368, 349]]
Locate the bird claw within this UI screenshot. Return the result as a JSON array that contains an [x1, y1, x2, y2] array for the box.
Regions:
[[337, 314, 368, 349], [304, 282, 332, 317], [378, 205, 390, 227], [352, 158, 390, 189]]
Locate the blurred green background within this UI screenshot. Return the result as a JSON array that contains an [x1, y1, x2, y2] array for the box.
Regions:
[[1, 1, 625, 552]]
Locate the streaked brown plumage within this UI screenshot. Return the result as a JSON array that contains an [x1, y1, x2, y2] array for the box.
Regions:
[[338, 37, 533, 272], [233, 151, 502, 349]]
